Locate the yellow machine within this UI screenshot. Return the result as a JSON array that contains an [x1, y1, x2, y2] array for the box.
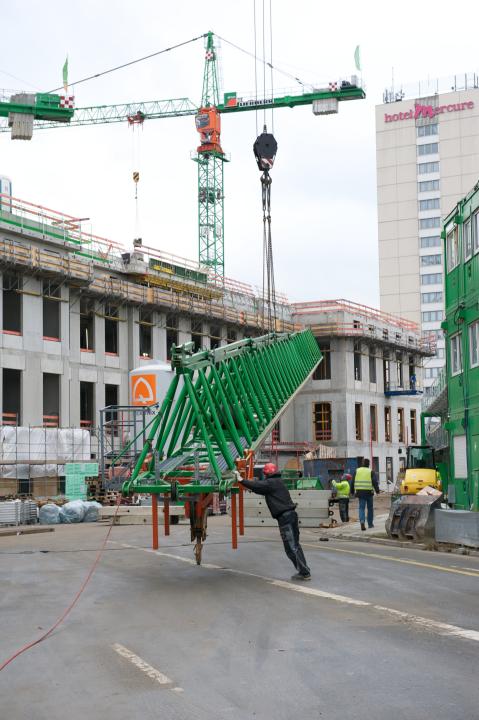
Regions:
[[400, 445, 442, 495]]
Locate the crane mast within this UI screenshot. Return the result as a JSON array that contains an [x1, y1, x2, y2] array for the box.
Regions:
[[193, 31, 227, 279]]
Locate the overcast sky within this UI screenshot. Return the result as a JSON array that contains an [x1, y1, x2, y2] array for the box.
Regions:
[[1, 1, 478, 309]]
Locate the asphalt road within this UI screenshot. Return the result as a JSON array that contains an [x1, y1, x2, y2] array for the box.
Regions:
[[1, 518, 479, 720]]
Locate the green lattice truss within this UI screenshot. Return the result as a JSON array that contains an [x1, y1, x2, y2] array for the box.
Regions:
[[122, 329, 321, 496]]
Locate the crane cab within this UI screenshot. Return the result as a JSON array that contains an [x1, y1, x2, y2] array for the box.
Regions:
[[195, 106, 223, 154]]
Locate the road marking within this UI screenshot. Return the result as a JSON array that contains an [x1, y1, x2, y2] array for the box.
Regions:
[[112, 643, 182, 691], [302, 543, 479, 578], [110, 540, 479, 643]]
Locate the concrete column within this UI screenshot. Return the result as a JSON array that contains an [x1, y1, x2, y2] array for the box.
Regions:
[[156, 312, 167, 361], [178, 316, 191, 345]]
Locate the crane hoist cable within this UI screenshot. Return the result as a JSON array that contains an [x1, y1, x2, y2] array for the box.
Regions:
[[253, 125, 277, 333]]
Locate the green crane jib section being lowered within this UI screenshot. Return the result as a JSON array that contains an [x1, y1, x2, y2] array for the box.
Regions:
[[122, 329, 322, 497]]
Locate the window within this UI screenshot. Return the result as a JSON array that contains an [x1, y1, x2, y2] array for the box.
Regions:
[[42, 281, 61, 340], [450, 333, 462, 375], [418, 179, 440, 192], [421, 273, 442, 285], [191, 319, 203, 351], [464, 219, 472, 261], [410, 410, 417, 444], [436, 348, 445, 359], [446, 227, 459, 272], [166, 314, 179, 360], [313, 340, 331, 380], [209, 324, 222, 349], [422, 310, 443, 323], [105, 383, 118, 407], [104, 303, 119, 354], [139, 308, 153, 358], [419, 217, 441, 230], [2, 368, 21, 425], [397, 408, 405, 443], [419, 198, 440, 211], [383, 353, 390, 390], [384, 407, 392, 442], [421, 236, 441, 248], [313, 402, 332, 441], [43, 373, 60, 427], [473, 211, 479, 254], [227, 328, 237, 344], [417, 124, 438, 137], [369, 350, 377, 384], [2, 274, 22, 333], [409, 355, 416, 389], [353, 341, 362, 381], [80, 298, 95, 351], [421, 291, 443, 304], [370, 405, 378, 442], [421, 254, 442, 266], [418, 161, 439, 174], [396, 352, 403, 387], [469, 321, 479, 368], [80, 382, 95, 428], [355, 403, 363, 441], [417, 142, 439, 156], [424, 367, 440, 379], [272, 421, 281, 444]]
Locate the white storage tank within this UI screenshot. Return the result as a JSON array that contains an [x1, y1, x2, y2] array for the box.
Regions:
[[0, 175, 12, 213], [129, 362, 180, 407]]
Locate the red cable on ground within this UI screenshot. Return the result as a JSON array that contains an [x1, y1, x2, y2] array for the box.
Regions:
[[0, 497, 122, 672]]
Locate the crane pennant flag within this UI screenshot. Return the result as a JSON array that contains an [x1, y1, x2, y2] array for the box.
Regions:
[[354, 46, 361, 72], [62, 56, 68, 93]]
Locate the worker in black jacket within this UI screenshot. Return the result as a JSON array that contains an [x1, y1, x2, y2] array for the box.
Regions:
[[238, 463, 311, 581]]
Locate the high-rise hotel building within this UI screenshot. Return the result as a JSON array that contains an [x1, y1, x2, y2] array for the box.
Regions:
[[376, 76, 479, 386]]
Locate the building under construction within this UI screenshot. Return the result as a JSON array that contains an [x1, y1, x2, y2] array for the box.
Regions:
[[0, 193, 435, 493]]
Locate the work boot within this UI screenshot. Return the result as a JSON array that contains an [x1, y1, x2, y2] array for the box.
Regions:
[[360, 522, 366, 531], [291, 573, 311, 582]]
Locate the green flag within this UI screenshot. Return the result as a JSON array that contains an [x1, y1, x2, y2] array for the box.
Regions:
[[354, 46, 361, 72], [62, 56, 68, 92]]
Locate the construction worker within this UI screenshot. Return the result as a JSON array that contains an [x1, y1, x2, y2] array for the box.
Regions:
[[331, 473, 351, 523], [352, 458, 380, 531], [237, 463, 311, 581]]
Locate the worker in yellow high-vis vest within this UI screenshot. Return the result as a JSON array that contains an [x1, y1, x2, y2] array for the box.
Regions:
[[352, 458, 380, 531]]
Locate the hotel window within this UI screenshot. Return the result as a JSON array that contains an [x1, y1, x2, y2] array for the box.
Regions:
[[463, 219, 472, 261], [418, 179, 440, 192], [370, 405, 378, 442], [446, 227, 459, 272], [469, 321, 479, 368], [420, 236, 441, 248], [355, 403, 363, 441], [421, 291, 443, 304], [313, 340, 331, 380], [421, 272, 442, 285], [313, 402, 332, 441], [417, 142, 439, 156], [450, 333, 462, 376], [422, 310, 443, 323], [397, 408, 405, 443], [384, 407, 392, 442], [419, 198, 440, 211], [417, 124, 438, 137], [421, 254, 442, 266], [410, 410, 417, 444], [418, 161, 439, 174], [419, 217, 441, 230]]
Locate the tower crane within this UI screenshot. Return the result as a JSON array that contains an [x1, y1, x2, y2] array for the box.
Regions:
[[0, 31, 365, 277]]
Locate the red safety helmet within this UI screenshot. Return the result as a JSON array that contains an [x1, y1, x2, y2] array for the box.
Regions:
[[263, 463, 278, 476]]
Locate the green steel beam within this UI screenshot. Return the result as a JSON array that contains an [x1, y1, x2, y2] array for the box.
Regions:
[[122, 330, 322, 496]]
